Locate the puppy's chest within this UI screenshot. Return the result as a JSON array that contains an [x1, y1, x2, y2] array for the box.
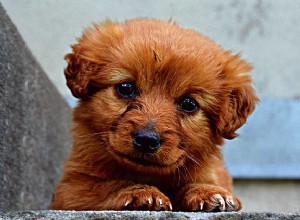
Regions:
[[124, 172, 179, 191]]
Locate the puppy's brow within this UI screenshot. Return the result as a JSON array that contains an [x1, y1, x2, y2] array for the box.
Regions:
[[108, 70, 134, 83]]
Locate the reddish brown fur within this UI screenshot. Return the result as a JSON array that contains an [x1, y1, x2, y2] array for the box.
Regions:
[[51, 19, 258, 212]]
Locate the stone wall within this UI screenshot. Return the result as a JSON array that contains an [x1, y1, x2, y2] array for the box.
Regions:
[[0, 4, 71, 211]]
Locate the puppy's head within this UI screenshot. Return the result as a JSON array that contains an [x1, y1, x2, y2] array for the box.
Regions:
[[66, 19, 258, 175]]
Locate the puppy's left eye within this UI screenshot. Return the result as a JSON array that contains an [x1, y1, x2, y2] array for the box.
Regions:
[[115, 82, 137, 98], [178, 97, 199, 113]]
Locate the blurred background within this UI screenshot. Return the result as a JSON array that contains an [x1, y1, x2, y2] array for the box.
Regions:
[[1, 0, 299, 212]]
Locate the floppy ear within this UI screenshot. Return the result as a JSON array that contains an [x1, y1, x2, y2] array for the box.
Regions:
[[217, 53, 259, 139], [64, 21, 124, 98], [64, 49, 91, 98]]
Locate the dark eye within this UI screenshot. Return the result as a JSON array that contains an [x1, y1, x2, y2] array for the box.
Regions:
[[115, 82, 137, 98], [178, 97, 199, 113]]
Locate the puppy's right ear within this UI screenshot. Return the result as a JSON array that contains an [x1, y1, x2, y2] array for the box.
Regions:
[[64, 48, 91, 98], [64, 21, 125, 98], [64, 44, 102, 98]]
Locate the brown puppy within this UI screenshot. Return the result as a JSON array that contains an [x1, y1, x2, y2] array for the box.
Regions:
[[51, 19, 258, 212]]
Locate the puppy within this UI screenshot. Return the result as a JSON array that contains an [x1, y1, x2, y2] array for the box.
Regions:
[[51, 19, 258, 212]]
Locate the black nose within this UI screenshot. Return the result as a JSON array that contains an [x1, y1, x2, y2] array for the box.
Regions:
[[133, 131, 160, 153]]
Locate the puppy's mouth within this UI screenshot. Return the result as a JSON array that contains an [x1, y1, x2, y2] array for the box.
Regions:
[[113, 150, 172, 168]]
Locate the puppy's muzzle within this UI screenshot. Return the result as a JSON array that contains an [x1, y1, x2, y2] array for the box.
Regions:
[[133, 130, 160, 154]]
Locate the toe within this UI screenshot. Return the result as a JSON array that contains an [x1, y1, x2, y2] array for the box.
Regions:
[[211, 194, 226, 211]]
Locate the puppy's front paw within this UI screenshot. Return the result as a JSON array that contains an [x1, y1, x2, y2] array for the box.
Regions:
[[177, 184, 241, 212], [117, 185, 172, 211]]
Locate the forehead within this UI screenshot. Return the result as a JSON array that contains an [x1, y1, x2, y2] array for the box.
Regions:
[[86, 20, 225, 98], [110, 22, 224, 97], [114, 53, 222, 98]]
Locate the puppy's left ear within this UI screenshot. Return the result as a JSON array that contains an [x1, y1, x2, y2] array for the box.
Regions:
[[217, 53, 259, 139]]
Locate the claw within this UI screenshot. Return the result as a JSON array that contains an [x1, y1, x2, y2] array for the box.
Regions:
[[124, 200, 130, 207], [226, 196, 235, 211], [199, 201, 204, 211], [169, 203, 173, 211], [226, 196, 234, 206], [212, 194, 225, 211], [158, 198, 163, 207], [148, 198, 152, 205]]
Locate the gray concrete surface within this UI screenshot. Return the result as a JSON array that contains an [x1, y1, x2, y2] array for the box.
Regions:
[[0, 4, 71, 211], [1, 0, 300, 100], [1, 211, 300, 220]]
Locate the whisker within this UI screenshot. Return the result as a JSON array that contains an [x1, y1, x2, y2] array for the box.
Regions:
[[185, 153, 201, 167], [75, 132, 110, 139], [181, 164, 193, 182], [176, 167, 182, 187]]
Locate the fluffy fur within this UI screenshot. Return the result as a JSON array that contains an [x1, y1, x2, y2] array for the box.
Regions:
[[51, 19, 258, 212]]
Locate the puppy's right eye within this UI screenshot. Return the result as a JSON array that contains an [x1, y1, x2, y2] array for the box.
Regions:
[[177, 97, 199, 113], [115, 82, 137, 98]]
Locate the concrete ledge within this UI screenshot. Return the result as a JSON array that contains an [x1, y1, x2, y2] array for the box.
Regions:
[[1, 211, 300, 220]]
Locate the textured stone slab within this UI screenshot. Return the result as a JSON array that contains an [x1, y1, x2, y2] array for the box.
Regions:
[[223, 98, 300, 178], [0, 4, 71, 211], [1, 211, 300, 220]]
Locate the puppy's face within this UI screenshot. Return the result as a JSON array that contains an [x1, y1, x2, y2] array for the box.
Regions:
[[66, 19, 257, 175]]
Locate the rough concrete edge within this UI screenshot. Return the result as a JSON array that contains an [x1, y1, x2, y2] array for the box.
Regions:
[[0, 2, 72, 211], [1, 211, 300, 220]]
